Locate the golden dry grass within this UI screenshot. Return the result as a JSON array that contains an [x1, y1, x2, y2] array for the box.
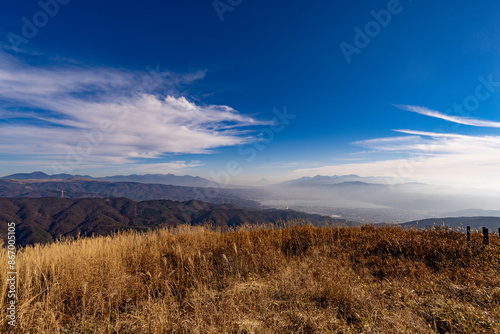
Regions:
[[1, 224, 499, 333]]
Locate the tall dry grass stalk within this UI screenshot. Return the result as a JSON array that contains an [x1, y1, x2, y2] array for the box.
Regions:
[[1, 224, 499, 333]]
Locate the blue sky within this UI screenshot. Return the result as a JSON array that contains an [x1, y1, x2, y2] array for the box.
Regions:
[[0, 0, 499, 188]]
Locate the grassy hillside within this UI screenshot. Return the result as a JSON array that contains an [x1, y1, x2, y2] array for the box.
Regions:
[[0, 197, 354, 246], [1, 225, 499, 333]]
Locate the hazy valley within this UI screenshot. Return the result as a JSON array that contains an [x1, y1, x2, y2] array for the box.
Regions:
[[1, 172, 499, 244]]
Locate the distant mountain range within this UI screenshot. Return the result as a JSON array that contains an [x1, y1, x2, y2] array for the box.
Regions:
[[0, 172, 399, 188], [400, 217, 500, 232], [277, 175, 392, 187], [4, 173, 500, 220], [266, 175, 500, 214], [0, 179, 261, 209], [1, 171, 212, 187], [441, 209, 500, 217], [0, 197, 357, 246]]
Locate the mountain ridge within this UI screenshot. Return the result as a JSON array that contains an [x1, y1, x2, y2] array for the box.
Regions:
[[0, 197, 357, 246], [1, 171, 213, 187], [400, 216, 500, 232], [0, 179, 261, 209], [277, 175, 394, 187]]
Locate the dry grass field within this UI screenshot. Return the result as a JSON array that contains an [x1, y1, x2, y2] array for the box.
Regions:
[[1, 224, 499, 333]]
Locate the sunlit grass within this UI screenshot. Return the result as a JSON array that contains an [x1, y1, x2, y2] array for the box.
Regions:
[[1, 223, 499, 333]]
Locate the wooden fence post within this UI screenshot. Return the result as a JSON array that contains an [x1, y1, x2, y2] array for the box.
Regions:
[[483, 227, 489, 246], [467, 226, 470, 242]]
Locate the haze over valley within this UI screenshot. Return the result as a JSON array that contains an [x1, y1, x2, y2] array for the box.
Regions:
[[2, 171, 499, 227]]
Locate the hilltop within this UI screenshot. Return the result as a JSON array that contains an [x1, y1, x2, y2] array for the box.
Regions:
[[1, 224, 498, 333]]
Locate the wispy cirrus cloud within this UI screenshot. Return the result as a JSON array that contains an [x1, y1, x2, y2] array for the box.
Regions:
[[392, 130, 468, 138], [0, 51, 267, 172], [128, 161, 205, 174], [292, 151, 500, 189], [353, 135, 427, 152], [395, 104, 500, 128], [357, 130, 500, 155], [292, 105, 500, 189]]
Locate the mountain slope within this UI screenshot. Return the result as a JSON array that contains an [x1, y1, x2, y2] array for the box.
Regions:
[[0, 197, 356, 246], [95, 174, 211, 187], [0, 179, 260, 209], [400, 216, 500, 232]]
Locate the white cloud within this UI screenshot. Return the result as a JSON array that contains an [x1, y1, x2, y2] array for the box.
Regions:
[[395, 104, 500, 128], [292, 107, 500, 190], [0, 51, 266, 172], [131, 161, 205, 174], [292, 151, 500, 190], [353, 135, 427, 152], [393, 130, 468, 138]]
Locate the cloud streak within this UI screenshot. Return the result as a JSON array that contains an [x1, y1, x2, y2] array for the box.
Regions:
[[292, 105, 500, 190], [395, 104, 500, 128]]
